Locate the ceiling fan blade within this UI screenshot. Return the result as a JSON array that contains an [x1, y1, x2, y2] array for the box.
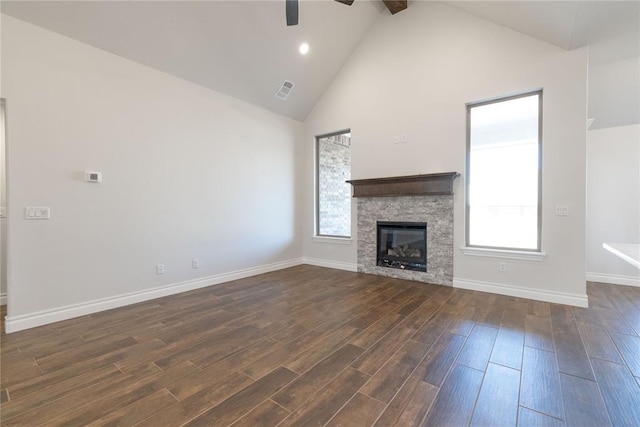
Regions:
[[382, 0, 407, 14], [334, 0, 355, 5], [286, 0, 299, 26]]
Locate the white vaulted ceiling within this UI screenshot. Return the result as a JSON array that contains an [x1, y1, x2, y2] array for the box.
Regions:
[[1, 0, 383, 121], [449, 1, 639, 65], [2, 1, 639, 127]]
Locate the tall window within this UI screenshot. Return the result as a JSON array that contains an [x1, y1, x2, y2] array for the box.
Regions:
[[316, 130, 351, 238], [466, 91, 542, 251]]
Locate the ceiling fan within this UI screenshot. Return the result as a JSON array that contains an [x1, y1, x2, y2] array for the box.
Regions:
[[286, 0, 408, 26]]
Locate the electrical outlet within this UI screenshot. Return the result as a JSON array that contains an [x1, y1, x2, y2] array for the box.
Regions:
[[25, 206, 51, 219], [156, 264, 165, 275], [555, 205, 569, 216], [192, 258, 199, 269], [393, 134, 408, 144], [499, 262, 508, 272]]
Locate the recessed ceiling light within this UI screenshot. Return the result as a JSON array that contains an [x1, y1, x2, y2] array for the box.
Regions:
[[299, 42, 310, 55]]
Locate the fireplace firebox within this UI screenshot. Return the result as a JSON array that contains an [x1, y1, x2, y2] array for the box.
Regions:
[[377, 221, 427, 272]]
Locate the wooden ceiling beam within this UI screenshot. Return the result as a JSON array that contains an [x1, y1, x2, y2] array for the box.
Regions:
[[382, 0, 407, 15]]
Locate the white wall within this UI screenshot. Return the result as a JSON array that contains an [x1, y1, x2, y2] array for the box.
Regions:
[[588, 56, 640, 130], [303, 2, 589, 305], [587, 124, 640, 286], [1, 16, 304, 331], [1, 99, 6, 304]]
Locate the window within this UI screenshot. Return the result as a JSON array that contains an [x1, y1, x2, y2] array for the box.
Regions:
[[316, 130, 351, 238], [466, 91, 542, 251]]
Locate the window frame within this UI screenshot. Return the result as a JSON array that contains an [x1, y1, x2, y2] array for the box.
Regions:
[[315, 129, 352, 239], [465, 90, 543, 252]]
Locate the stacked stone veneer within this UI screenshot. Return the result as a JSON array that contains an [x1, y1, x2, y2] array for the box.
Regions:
[[357, 195, 454, 286], [318, 134, 351, 236]]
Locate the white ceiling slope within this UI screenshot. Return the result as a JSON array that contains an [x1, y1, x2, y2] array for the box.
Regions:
[[1, 1, 639, 127], [448, 1, 639, 65], [0, 0, 383, 122]]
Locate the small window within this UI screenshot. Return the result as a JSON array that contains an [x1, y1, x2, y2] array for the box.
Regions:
[[316, 130, 351, 238], [466, 91, 542, 251]]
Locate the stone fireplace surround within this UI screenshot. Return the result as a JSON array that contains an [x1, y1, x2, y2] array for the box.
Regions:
[[348, 173, 459, 286]]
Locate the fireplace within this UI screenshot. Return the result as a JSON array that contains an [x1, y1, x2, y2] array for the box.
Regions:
[[349, 173, 459, 286], [377, 222, 427, 272]]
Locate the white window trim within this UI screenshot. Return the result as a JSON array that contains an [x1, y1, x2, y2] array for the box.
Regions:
[[461, 246, 546, 261], [313, 236, 353, 245]]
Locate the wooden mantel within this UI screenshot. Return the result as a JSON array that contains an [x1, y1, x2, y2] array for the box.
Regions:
[[347, 172, 460, 198]]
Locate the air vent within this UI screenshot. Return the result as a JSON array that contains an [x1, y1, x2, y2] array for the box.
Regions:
[[276, 80, 295, 100]]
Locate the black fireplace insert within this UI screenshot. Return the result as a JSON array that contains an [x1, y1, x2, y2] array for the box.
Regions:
[[377, 221, 427, 272]]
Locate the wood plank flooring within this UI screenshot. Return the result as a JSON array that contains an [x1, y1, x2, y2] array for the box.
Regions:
[[1, 265, 640, 426]]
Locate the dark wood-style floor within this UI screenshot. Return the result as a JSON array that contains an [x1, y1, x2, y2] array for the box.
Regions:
[[1, 265, 639, 426], [1, 304, 6, 335]]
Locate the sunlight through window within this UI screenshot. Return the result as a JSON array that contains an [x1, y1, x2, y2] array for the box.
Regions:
[[466, 92, 542, 251]]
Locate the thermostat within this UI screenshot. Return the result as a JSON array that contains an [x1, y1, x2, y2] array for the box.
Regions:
[[84, 171, 102, 183]]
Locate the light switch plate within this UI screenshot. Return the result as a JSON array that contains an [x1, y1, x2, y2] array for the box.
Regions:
[[25, 207, 51, 220]]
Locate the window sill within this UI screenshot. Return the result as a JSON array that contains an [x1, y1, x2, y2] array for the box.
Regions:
[[461, 246, 546, 261], [313, 236, 352, 245]]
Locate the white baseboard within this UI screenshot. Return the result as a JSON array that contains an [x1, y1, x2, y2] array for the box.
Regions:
[[0, 293, 6, 306], [586, 272, 640, 287], [5, 258, 304, 333], [453, 278, 589, 307], [302, 257, 358, 272]]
